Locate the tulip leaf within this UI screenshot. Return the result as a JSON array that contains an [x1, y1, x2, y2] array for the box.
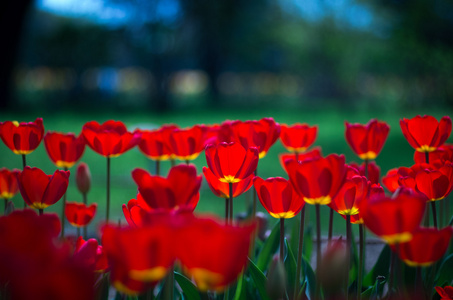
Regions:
[[233, 272, 246, 300], [435, 253, 453, 286], [174, 272, 201, 300], [303, 227, 313, 261], [290, 217, 300, 256], [94, 274, 110, 300], [247, 258, 271, 300], [284, 238, 297, 294], [256, 220, 280, 271], [363, 245, 391, 287], [301, 254, 316, 300]]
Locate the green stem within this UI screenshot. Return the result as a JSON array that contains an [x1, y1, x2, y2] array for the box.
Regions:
[[3, 198, 7, 215], [163, 267, 174, 300], [77, 227, 81, 238], [364, 159, 369, 178], [39, 208, 43, 215], [328, 207, 333, 245], [186, 159, 190, 165], [250, 168, 258, 260], [295, 151, 299, 162], [225, 197, 229, 225], [22, 154, 26, 209], [280, 218, 285, 262], [171, 158, 175, 167], [415, 266, 423, 296], [61, 166, 68, 238], [294, 206, 305, 300], [425, 152, 429, 164], [346, 215, 351, 300], [229, 182, 233, 224], [156, 160, 160, 176], [358, 224, 364, 300], [106, 157, 110, 223], [315, 204, 321, 299], [431, 201, 438, 229], [424, 203, 430, 227]]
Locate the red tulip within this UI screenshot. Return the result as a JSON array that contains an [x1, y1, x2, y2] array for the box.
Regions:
[[205, 142, 259, 183], [74, 237, 108, 273], [177, 217, 255, 291], [76, 162, 91, 194], [122, 196, 152, 228], [359, 193, 426, 244], [137, 125, 177, 161], [167, 125, 208, 161], [253, 176, 305, 218], [349, 161, 380, 185], [285, 154, 347, 205], [65, 202, 97, 227], [203, 167, 253, 199], [414, 144, 453, 164], [382, 168, 400, 193], [102, 224, 175, 294], [279, 147, 323, 171], [82, 120, 141, 157], [393, 227, 453, 267], [204, 120, 238, 145], [400, 115, 452, 152], [280, 123, 317, 153], [233, 118, 281, 158], [16, 167, 70, 210], [44, 132, 85, 168], [436, 286, 453, 300], [132, 164, 202, 211], [345, 119, 390, 160], [0, 118, 44, 155], [330, 175, 370, 216], [347, 183, 385, 224], [0, 168, 19, 199]]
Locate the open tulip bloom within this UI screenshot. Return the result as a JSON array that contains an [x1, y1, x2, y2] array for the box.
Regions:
[[0, 168, 19, 212], [0, 118, 44, 157], [280, 123, 317, 154], [65, 202, 97, 228], [345, 119, 390, 160], [167, 125, 208, 161], [44, 131, 86, 169]]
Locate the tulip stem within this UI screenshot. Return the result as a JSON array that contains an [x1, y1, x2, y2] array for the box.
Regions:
[[295, 151, 299, 162], [225, 197, 229, 225], [156, 160, 160, 176], [315, 204, 321, 299], [83, 193, 88, 239], [358, 224, 364, 300], [39, 208, 43, 215], [328, 208, 333, 245], [229, 182, 233, 224], [22, 154, 26, 209], [415, 266, 423, 295], [106, 157, 111, 223], [61, 166, 68, 238], [163, 267, 174, 300], [280, 218, 285, 262], [294, 206, 305, 300], [171, 159, 175, 167], [3, 198, 7, 214], [425, 152, 429, 164], [364, 159, 369, 178], [345, 215, 351, 300], [250, 168, 258, 260], [77, 227, 81, 238], [431, 201, 438, 229]]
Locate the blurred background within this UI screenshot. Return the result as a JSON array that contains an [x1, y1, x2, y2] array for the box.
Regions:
[[0, 0, 452, 233]]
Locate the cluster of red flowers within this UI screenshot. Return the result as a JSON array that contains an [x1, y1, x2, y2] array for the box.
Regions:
[[0, 115, 452, 299]]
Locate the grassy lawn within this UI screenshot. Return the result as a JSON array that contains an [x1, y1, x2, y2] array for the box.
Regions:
[[0, 106, 451, 237]]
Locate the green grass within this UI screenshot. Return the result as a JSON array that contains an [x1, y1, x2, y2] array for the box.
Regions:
[[0, 107, 451, 237]]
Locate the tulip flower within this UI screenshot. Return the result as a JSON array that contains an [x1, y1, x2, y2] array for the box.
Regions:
[[360, 193, 426, 244], [0, 168, 19, 213], [400, 115, 452, 153], [253, 177, 304, 219], [347, 183, 385, 224], [177, 217, 255, 292], [280, 123, 317, 154], [279, 147, 322, 171], [102, 224, 175, 295], [16, 167, 70, 214], [167, 125, 208, 161], [393, 227, 453, 267], [436, 286, 453, 300], [132, 164, 202, 212], [205, 142, 259, 184], [44, 132, 86, 169], [0, 117, 44, 156], [76, 162, 91, 196], [138, 125, 177, 160], [345, 119, 390, 160], [233, 118, 281, 158], [330, 175, 370, 217], [203, 167, 253, 199], [204, 120, 238, 145], [382, 168, 400, 193], [65, 202, 97, 227], [414, 144, 453, 164], [349, 161, 380, 185], [73, 237, 108, 273]]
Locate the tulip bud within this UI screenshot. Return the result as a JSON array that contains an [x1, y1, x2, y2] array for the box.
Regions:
[[76, 162, 91, 194], [317, 239, 348, 297], [255, 212, 268, 241], [267, 254, 287, 300]]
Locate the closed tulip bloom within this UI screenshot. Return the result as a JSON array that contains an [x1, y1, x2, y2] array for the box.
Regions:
[[76, 162, 91, 194], [177, 217, 255, 292], [167, 125, 208, 161], [137, 125, 177, 161], [360, 193, 426, 244], [65, 202, 97, 227], [16, 167, 70, 210], [205, 142, 259, 183], [285, 154, 347, 205], [102, 224, 175, 295], [330, 175, 370, 216], [400, 115, 452, 152], [0, 118, 44, 155], [132, 165, 202, 211], [393, 227, 453, 267], [82, 120, 141, 157], [233, 118, 281, 158], [382, 168, 400, 193], [253, 177, 304, 219], [0, 168, 20, 199], [345, 119, 390, 160], [122, 195, 152, 228], [73, 237, 108, 273], [203, 167, 253, 199], [280, 123, 317, 153], [44, 132, 85, 169]]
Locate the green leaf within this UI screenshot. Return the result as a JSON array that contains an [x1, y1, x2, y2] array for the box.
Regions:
[[370, 276, 386, 300], [233, 273, 246, 300], [284, 238, 297, 293], [94, 274, 110, 300], [301, 255, 316, 300], [435, 253, 453, 286], [303, 227, 313, 261], [248, 258, 271, 300], [174, 272, 201, 300], [256, 220, 280, 271], [290, 217, 300, 256], [363, 245, 391, 287]]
